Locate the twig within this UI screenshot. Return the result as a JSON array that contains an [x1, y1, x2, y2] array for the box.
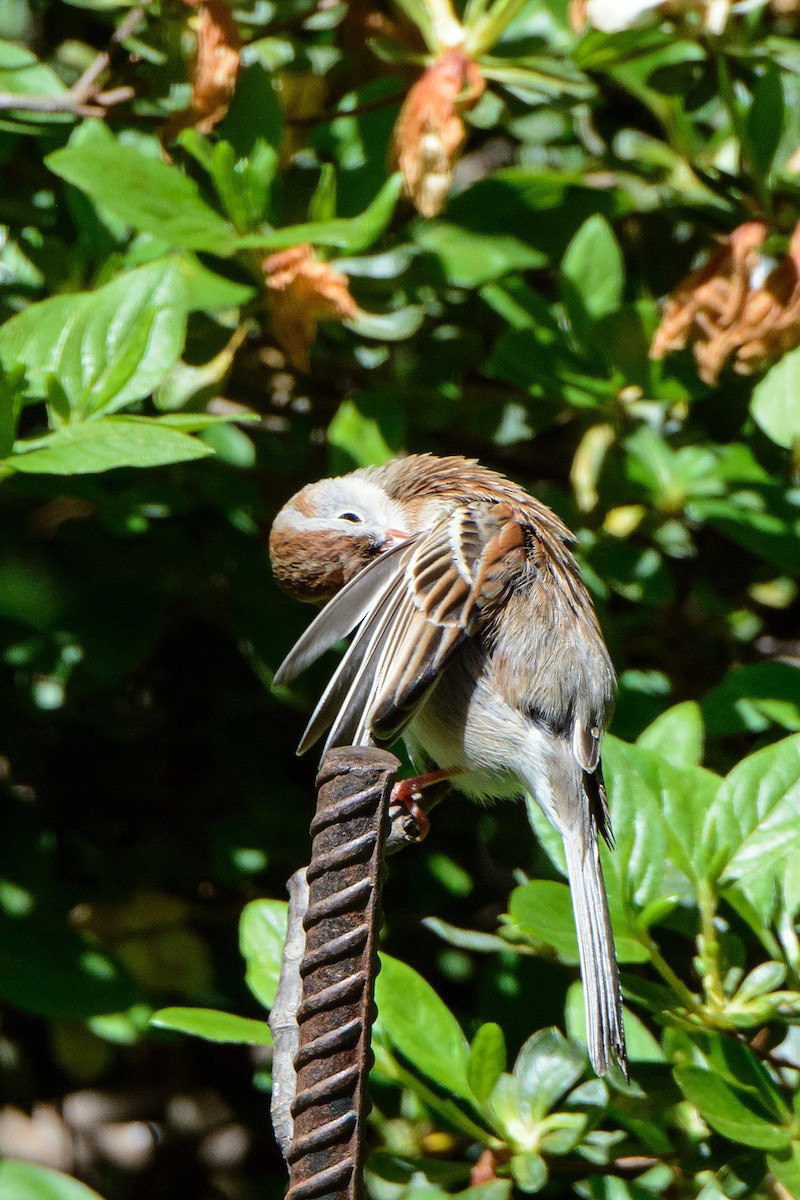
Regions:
[[286, 90, 407, 128], [0, 6, 144, 118]]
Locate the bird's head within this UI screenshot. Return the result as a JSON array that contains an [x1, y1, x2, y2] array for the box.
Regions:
[[269, 472, 410, 604]]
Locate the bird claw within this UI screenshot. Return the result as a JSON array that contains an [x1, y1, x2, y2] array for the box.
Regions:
[[388, 781, 431, 848], [385, 769, 459, 853]]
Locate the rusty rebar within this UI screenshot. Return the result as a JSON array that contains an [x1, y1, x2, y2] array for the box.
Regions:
[[285, 746, 399, 1200]]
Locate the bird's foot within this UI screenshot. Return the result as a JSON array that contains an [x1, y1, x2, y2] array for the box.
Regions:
[[386, 769, 459, 851]]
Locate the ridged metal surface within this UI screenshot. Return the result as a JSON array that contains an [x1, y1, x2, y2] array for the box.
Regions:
[[286, 746, 399, 1200]]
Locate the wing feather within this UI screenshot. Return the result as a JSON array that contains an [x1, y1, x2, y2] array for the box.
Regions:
[[282, 501, 527, 758], [273, 537, 414, 687], [295, 559, 412, 754], [320, 586, 410, 755]]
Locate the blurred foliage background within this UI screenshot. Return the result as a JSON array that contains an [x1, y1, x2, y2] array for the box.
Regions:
[[1, 0, 800, 1197]]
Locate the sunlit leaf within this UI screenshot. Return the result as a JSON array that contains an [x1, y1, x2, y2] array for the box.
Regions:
[[468, 1022, 506, 1103], [675, 1067, 791, 1150], [7, 417, 211, 474], [375, 954, 471, 1101], [0, 259, 188, 419], [0, 1161, 105, 1200], [47, 122, 239, 253], [636, 702, 704, 768], [239, 898, 288, 1011], [705, 734, 800, 887], [150, 1006, 272, 1044], [751, 345, 800, 450]]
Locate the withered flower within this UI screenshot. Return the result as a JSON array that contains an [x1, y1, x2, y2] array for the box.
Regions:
[[263, 245, 359, 373], [649, 221, 800, 384], [734, 223, 800, 375], [392, 48, 485, 219], [163, 0, 241, 140]]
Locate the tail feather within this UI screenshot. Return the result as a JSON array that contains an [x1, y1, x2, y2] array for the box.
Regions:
[[563, 830, 628, 1080]]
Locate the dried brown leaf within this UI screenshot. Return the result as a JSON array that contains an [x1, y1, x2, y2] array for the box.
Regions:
[[392, 49, 485, 218], [263, 246, 359, 372], [163, 0, 241, 141]]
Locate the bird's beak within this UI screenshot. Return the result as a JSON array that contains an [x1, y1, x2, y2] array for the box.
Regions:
[[382, 528, 410, 551]]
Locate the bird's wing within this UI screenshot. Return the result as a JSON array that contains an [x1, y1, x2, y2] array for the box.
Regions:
[[273, 536, 414, 687], [279, 501, 528, 758]]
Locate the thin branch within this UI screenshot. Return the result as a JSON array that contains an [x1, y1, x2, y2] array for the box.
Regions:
[[286, 89, 407, 128], [0, 6, 145, 118]]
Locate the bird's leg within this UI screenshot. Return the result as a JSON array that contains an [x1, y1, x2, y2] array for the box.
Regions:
[[387, 768, 459, 850]]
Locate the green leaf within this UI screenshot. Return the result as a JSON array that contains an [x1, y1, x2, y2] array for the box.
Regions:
[[651, 761, 719, 887], [574, 25, 671, 70], [414, 221, 546, 288], [366, 1151, 490, 1194], [510, 1152, 548, 1193], [179, 255, 257, 313], [702, 662, 800, 736], [200, 421, 255, 467], [478, 56, 593, 101], [454, 1184, 510, 1200], [750, 345, 800, 449], [0, 259, 188, 419], [388, 0, 437, 50], [733, 961, 786, 1004], [524, 792, 567, 875], [0, 362, 26, 457], [150, 1006, 272, 1044], [468, 1022, 507, 1103], [345, 305, 425, 341], [699, 1031, 789, 1116], [600, 736, 667, 908], [674, 1066, 791, 1150], [636, 702, 704, 768], [422, 916, 511, 954], [607, 738, 718, 886], [0, 41, 70, 130], [239, 174, 403, 255], [747, 62, 784, 182], [689, 495, 800, 577], [510, 1028, 586, 1120], [413, 171, 625, 288], [507, 879, 578, 961], [375, 954, 471, 1101], [769, 1143, 800, 1196], [561, 214, 624, 325], [7, 417, 212, 474], [0, 1160, 105, 1200], [704, 733, 800, 884], [239, 898, 288, 1010], [47, 122, 238, 253], [308, 161, 337, 223], [328, 398, 394, 467], [207, 137, 277, 233]]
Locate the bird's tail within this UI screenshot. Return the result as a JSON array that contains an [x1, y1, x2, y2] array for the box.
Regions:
[[563, 829, 628, 1080]]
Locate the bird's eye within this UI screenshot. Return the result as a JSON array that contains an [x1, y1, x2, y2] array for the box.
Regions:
[[338, 512, 363, 523]]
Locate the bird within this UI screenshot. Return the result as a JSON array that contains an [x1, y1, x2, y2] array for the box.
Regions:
[[269, 453, 627, 1079]]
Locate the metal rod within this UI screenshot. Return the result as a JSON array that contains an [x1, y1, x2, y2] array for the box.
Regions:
[[284, 746, 399, 1200]]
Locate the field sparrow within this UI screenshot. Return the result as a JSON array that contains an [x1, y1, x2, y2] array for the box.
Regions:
[[269, 454, 627, 1078]]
